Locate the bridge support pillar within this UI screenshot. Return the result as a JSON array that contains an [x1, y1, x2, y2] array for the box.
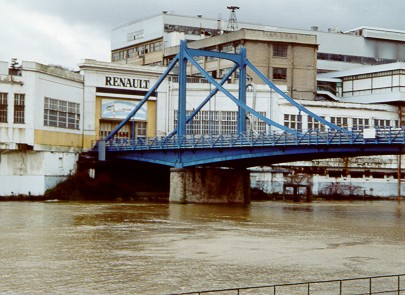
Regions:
[[169, 167, 250, 204]]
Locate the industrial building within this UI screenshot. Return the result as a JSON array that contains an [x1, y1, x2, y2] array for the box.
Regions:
[[1, 11, 404, 198], [0, 61, 83, 195], [111, 13, 405, 73]]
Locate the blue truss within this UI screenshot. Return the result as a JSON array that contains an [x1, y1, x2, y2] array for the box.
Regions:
[[103, 41, 346, 142], [98, 128, 405, 168]]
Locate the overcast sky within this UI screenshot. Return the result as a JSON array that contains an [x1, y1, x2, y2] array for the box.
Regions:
[[0, 0, 404, 70]]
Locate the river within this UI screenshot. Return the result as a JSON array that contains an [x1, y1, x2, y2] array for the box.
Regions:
[[0, 200, 404, 294]]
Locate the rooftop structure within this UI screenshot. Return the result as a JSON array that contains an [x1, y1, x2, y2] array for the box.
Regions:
[[111, 13, 405, 73]]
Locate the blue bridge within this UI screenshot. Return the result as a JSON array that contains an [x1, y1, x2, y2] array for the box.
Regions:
[[97, 129, 405, 168], [92, 41, 405, 203]]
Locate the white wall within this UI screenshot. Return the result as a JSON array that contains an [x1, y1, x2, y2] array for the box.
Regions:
[[111, 15, 164, 50], [0, 150, 78, 196]]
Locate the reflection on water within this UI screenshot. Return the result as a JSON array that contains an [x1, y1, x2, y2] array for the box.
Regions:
[[0, 201, 403, 294]]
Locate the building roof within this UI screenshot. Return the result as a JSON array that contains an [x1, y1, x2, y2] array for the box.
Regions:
[[319, 62, 405, 79], [344, 26, 405, 42]]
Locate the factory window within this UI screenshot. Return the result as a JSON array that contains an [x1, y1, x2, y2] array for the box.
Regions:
[[221, 111, 238, 134], [44, 97, 80, 130], [273, 67, 287, 80], [374, 119, 391, 128], [99, 121, 145, 139], [0, 93, 7, 123], [221, 44, 234, 53], [127, 30, 144, 42], [136, 121, 147, 137], [174, 110, 237, 135], [273, 44, 288, 57], [307, 116, 326, 131], [352, 118, 370, 130], [330, 116, 348, 128], [284, 114, 299, 129], [14, 93, 25, 124], [318, 52, 397, 66], [235, 44, 243, 54], [201, 111, 220, 135], [151, 41, 163, 52], [394, 120, 399, 128], [111, 52, 120, 61]]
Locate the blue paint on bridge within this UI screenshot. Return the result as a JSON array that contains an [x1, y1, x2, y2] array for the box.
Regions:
[[97, 128, 405, 168], [94, 42, 405, 168]]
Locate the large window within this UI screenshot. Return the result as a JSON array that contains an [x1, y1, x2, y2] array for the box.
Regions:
[[174, 110, 243, 135], [174, 110, 269, 135], [136, 121, 147, 137], [330, 116, 348, 128], [99, 121, 146, 139], [307, 116, 325, 131], [273, 67, 287, 80], [352, 118, 370, 130], [284, 114, 299, 129], [374, 119, 391, 128], [0, 93, 7, 123], [14, 94, 25, 124], [221, 44, 234, 53], [44, 97, 80, 129], [273, 44, 288, 57]]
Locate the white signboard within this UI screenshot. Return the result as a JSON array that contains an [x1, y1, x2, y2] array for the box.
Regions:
[[363, 128, 376, 139], [101, 99, 147, 120]]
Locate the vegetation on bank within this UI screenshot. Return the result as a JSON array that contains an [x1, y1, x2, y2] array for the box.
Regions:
[[44, 170, 135, 201], [43, 170, 169, 201]]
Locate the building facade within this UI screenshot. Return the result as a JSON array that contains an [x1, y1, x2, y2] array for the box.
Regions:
[[111, 13, 318, 100], [164, 29, 318, 100], [111, 13, 405, 74], [79, 60, 165, 146], [0, 61, 83, 196], [0, 59, 166, 196]]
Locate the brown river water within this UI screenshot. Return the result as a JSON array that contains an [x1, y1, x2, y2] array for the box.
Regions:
[[0, 200, 404, 294]]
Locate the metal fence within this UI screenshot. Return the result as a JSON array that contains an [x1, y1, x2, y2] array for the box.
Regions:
[[166, 274, 405, 295], [95, 127, 405, 152]]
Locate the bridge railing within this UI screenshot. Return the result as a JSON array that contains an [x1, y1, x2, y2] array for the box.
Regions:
[[166, 273, 405, 295], [94, 127, 405, 152]]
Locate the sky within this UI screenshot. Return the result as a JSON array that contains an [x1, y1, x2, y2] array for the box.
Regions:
[[0, 0, 404, 70]]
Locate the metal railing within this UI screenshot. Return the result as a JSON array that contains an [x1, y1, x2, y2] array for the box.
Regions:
[[94, 127, 405, 152], [166, 274, 405, 295]]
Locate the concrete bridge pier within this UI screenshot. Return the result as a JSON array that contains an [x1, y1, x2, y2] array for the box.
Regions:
[[169, 167, 251, 204]]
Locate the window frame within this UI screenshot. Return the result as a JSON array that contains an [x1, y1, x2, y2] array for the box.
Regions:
[[273, 67, 287, 81], [13, 93, 25, 124], [44, 97, 80, 130], [0, 92, 8, 123], [273, 44, 288, 58]]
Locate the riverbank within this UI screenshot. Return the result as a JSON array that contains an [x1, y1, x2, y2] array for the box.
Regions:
[[1, 169, 402, 202], [1, 188, 400, 202]]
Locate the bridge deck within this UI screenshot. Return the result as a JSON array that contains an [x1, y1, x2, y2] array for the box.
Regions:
[[92, 128, 405, 168], [97, 128, 405, 151]]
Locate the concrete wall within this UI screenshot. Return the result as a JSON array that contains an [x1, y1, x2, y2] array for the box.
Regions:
[[0, 150, 78, 196], [251, 155, 405, 198], [170, 167, 250, 203]]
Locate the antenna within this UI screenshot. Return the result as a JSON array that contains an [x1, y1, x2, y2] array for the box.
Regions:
[[227, 6, 239, 31]]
